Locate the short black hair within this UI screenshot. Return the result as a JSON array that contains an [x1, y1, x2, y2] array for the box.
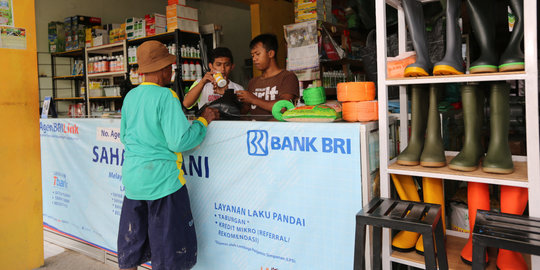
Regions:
[[249, 33, 278, 57], [209, 47, 234, 64]]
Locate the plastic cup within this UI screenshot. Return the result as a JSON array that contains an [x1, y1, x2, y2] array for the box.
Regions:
[[213, 72, 227, 88]]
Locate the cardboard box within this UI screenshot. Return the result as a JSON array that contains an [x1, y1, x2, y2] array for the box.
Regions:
[[146, 26, 166, 36], [166, 17, 199, 33], [145, 13, 166, 28], [168, 0, 186, 5], [48, 21, 65, 52], [71, 15, 101, 27], [294, 0, 332, 23], [166, 5, 198, 21]]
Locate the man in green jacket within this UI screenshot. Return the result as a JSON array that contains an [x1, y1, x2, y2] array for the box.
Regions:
[[118, 40, 218, 270]]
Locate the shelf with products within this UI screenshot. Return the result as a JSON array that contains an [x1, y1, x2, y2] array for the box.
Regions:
[[124, 29, 203, 106], [85, 41, 127, 116], [374, 0, 538, 269], [50, 47, 86, 112]]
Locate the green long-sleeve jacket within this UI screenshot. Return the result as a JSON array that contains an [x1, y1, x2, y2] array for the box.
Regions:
[[120, 82, 208, 200]]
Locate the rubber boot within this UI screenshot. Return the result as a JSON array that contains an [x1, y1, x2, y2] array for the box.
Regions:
[[497, 186, 528, 270], [402, 0, 432, 77], [449, 85, 485, 171], [499, 0, 524, 72], [466, 0, 498, 73], [482, 83, 514, 174], [391, 174, 421, 252], [420, 84, 446, 167], [415, 177, 446, 255], [461, 182, 490, 264], [397, 85, 429, 166], [433, 0, 465, 75]]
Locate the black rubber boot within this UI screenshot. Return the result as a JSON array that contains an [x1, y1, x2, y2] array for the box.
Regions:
[[449, 85, 485, 171], [397, 85, 429, 165], [402, 0, 432, 77], [466, 0, 499, 73], [420, 84, 446, 167], [499, 0, 524, 72], [433, 0, 465, 75], [482, 83, 514, 174]]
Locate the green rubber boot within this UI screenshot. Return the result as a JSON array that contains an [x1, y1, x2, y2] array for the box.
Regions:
[[466, 0, 499, 73], [397, 85, 429, 166], [402, 0, 432, 77], [482, 83, 514, 174], [420, 84, 446, 167], [433, 0, 465, 75], [499, 0, 524, 72], [449, 85, 485, 171]]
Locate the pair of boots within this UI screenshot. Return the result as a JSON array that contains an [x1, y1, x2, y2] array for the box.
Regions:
[[390, 175, 445, 254], [397, 84, 446, 167], [449, 83, 514, 174], [403, 0, 524, 76], [461, 183, 528, 269], [467, 0, 524, 73], [403, 0, 464, 76]]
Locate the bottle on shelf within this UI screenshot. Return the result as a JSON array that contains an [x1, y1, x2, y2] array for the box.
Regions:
[[195, 61, 202, 80], [189, 61, 196, 80], [182, 61, 190, 80]]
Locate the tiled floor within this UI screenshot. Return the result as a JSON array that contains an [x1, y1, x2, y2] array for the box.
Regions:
[[35, 241, 116, 270]]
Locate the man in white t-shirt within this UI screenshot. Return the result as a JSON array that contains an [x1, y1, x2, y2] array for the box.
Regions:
[[183, 47, 244, 110]]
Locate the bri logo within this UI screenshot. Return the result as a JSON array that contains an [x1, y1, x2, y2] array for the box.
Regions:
[[40, 122, 79, 135], [246, 129, 352, 157], [53, 172, 68, 189], [247, 130, 269, 156]]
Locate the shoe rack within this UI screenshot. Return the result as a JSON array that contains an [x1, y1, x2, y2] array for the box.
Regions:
[[375, 0, 538, 269]]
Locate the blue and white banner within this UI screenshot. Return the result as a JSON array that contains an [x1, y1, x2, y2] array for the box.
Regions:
[[40, 119, 363, 269], [40, 118, 123, 253], [185, 121, 362, 270]]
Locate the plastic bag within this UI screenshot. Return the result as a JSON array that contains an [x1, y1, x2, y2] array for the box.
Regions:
[[196, 89, 242, 120]]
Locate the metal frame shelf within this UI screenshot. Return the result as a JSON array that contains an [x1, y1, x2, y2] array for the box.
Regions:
[[375, 0, 539, 269]]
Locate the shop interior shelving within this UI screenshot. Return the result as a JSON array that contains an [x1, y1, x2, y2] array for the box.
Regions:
[[51, 48, 86, 109], [126, 29, 202, 107], [375, 0, 538, 269], [85, 42, 127, 116]]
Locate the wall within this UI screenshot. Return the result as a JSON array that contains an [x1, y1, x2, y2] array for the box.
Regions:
[[0, 0, 44, 268], [36, 0, 251, 105], [187, 0, 251, 87]]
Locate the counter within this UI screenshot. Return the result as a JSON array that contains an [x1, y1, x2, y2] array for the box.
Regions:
[[40, 118, 386, 269]]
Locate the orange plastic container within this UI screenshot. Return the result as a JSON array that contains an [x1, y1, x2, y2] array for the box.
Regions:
[[342, 100, 379, 122], [337, 82, 376, 102]]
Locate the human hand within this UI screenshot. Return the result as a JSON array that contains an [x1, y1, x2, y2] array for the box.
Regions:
[[236, 90, 258, 104], [200, 107, 220, 124], [201, 71, 215, 84]]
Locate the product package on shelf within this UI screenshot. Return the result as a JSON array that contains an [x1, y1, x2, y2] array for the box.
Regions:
[[294, 0, 332, 23], [125, 17, 145, 40], [48, 21, 65, 53], [166, 4, 199, 33], [64, 15, 101, 51], [145, 13, 166, 36]]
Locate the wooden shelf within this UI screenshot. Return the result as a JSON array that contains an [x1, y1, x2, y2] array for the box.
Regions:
[[87, 71, 126, 78], [54, 97, 85, 101], [86, 42, 125, 54], [53, 75, 84, 80], [182, 57, 201, 60], [388, 156, 528, 188], [390, 235, 530, 269], [89, 96, 122, 99], [386, 71, 526, 85], [127, 31, 175, 45], [51, 48, 83, 57]]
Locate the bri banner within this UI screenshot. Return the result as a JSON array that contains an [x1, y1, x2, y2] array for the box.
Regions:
[[40, 119, 363, 269]]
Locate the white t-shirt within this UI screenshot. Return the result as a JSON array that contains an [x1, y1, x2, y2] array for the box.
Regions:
[[187, 79, 244, 110]]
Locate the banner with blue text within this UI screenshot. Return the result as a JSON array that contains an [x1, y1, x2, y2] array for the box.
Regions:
[[40, 119, 363, 269], [185, 121, 362, 270], [40, 118, 124, 253]]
